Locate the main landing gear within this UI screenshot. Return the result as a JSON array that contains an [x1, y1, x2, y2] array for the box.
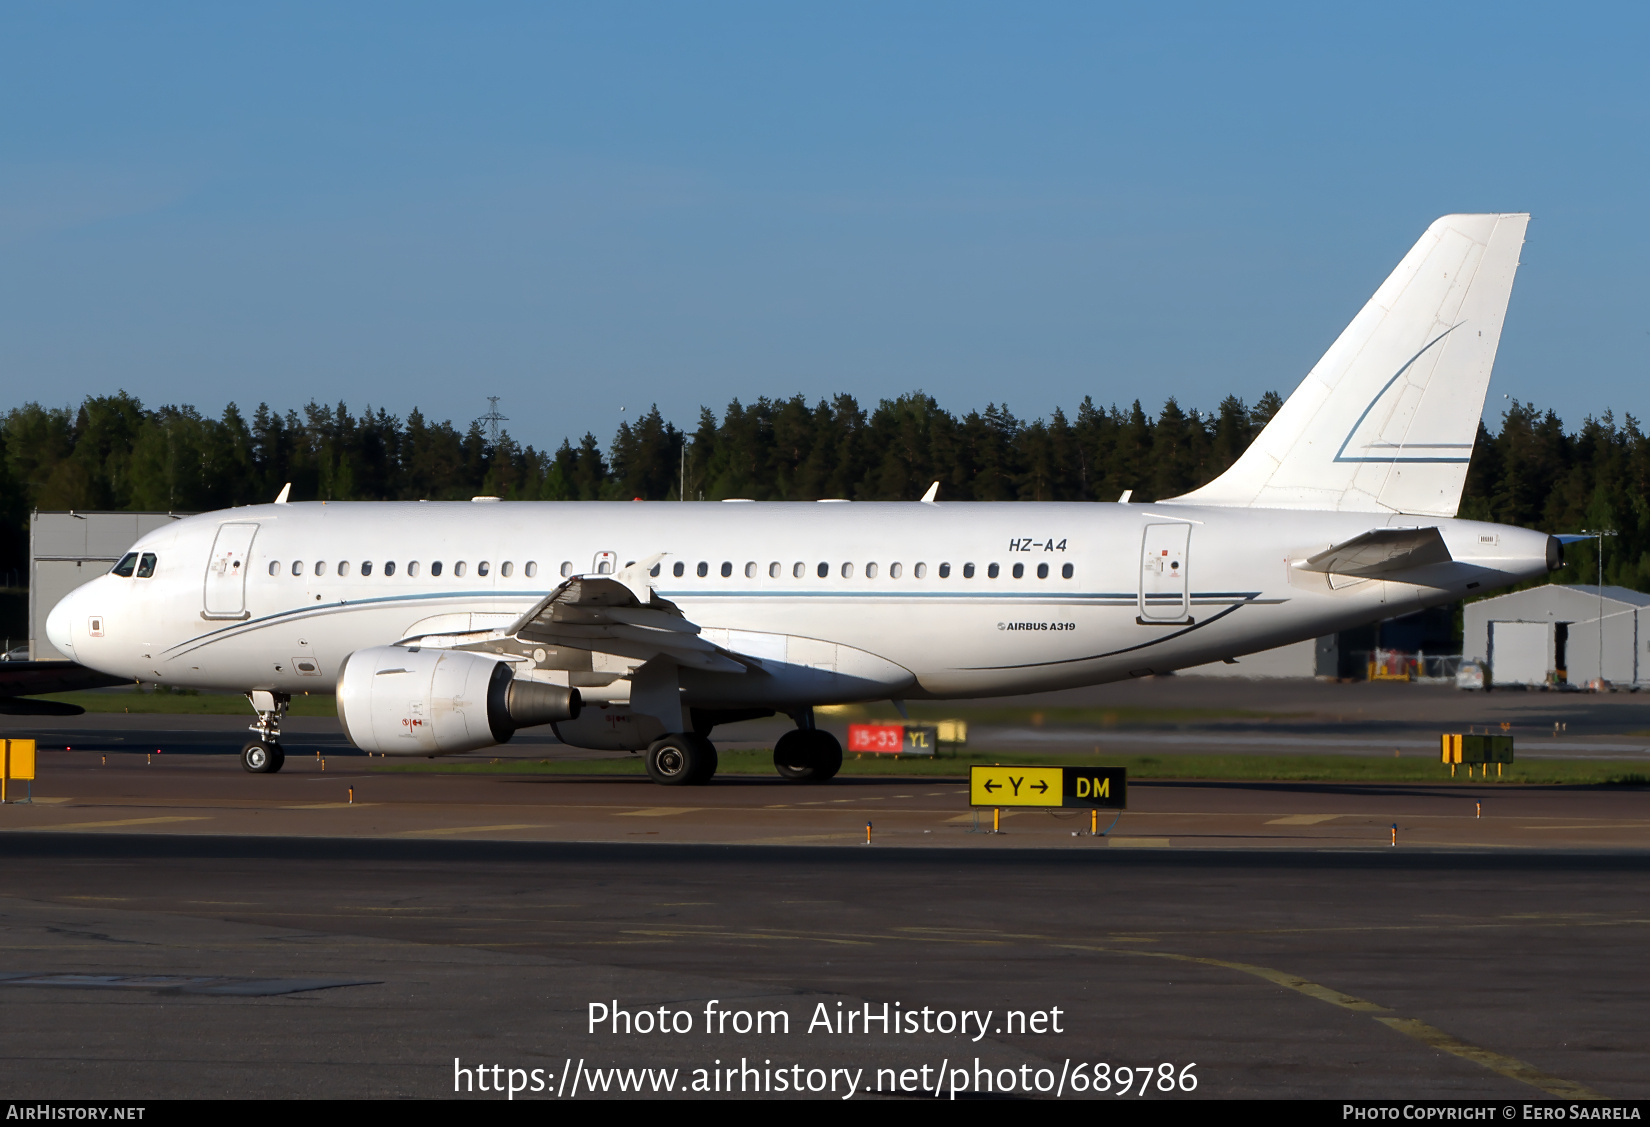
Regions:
[[639, 709, 842, 787], [774, 709, 842, 783], [645, 733, 718, 786], [242, 689, 289, 774]]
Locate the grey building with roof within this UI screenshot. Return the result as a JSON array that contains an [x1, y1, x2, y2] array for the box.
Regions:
[[1462, 584, 1650, 688]]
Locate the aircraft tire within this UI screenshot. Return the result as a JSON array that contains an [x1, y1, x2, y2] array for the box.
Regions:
[[647, 733, 716, 786], [241, 740, 283, 774], [773, 729, 841, 783]]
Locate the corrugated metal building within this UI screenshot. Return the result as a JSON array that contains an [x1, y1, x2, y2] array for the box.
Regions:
[[29, 511, 187, 660], [1462, 584, 1650, 688]]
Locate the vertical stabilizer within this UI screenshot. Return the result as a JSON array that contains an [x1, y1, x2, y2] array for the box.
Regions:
[[1171, 213, 1528, 516]]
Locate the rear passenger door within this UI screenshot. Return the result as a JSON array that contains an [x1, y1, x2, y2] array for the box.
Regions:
[[1138, 523, 1191, 622]]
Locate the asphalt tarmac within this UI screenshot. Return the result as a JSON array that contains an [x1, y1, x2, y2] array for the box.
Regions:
[[0, 681, 1646, 1100]]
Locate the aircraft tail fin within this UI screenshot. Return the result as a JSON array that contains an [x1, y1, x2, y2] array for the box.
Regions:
[[1171, 213, 1528, 516]]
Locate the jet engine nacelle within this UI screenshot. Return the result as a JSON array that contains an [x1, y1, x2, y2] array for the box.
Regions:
[[336, 645, 580, 756]]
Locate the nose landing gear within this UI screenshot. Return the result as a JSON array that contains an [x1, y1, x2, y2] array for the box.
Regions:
[[242, 689, 290, 774], [241, 739, 285, 774]]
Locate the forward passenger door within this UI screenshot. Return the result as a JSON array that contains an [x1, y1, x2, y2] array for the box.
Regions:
[[203, 523, 258, 619]]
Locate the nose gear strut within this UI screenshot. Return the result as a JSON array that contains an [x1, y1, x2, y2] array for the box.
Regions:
[[242, 689, 290, 774]]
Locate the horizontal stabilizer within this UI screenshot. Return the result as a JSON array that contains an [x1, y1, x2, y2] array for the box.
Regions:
[[0, 660, 126, 700], [1297, 527, 1452, 578]]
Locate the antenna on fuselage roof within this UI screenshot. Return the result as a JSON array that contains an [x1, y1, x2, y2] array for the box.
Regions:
[[920, 482, 939, 504], [274, 483, 291, 505]]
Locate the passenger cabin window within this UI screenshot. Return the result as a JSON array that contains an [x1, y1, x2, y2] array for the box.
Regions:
[[914, 562, 926, 578], [889, 563, 901, 578], [697, 562, 709, 578], [407, 561, 421, 577], [745, 562, 757, 578], [338, 561, 351, 577], [988, 563, 1000, 579], [939, 563, 951, 578], [673, 562, 685, 578], [135, 553, 157, 578], [841, 562, 854, 578], [454, 562, 466, 577], [314, 561, 327, 577], [560, 562, 572, 578], [430, 561, 442, 576], [478, 561, 490, 577], [793, 562, 805, 578], [384, 561, 397, 576], [525, 561, 538, 578], [1062, 563, 1074, 579], [266, 560, 279, 577], [865, 562, 878, 579], [501, 562, 513, 577], [769, 562, 780, 578], [1036, 563, 1047, 579], [720, 562, 732, 578], [816, 562, 828, 578], [1011, 563, 1023, 579], [112, 553, 138, 577], [963, 563, 975, 579], [291, 561, 304, 576], [361, 561, 373, 576], [650, 563, 661, 577]]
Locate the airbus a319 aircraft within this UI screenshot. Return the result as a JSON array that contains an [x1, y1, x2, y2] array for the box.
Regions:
[[31, 214, 1559, 785]]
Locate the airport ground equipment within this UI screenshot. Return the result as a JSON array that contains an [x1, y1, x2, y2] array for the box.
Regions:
[[1440, 733, 1514, 778], [1, 739, 35, 803]]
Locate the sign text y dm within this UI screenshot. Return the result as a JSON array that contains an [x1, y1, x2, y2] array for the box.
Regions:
[[588, 999, 1066, 1040]]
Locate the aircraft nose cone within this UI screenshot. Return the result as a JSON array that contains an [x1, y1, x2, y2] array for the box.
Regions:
[[45, 592, 77, 659]]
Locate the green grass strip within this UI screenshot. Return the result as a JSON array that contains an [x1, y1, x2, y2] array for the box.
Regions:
[[34, 688, 338, 716]]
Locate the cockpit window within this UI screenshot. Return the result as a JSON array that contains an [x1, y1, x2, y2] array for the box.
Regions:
[[135, 553, 157, 578], [112, 553, 138, 577]]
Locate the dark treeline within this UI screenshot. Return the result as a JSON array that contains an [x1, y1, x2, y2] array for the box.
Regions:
[[2, 391, 1646, 591]]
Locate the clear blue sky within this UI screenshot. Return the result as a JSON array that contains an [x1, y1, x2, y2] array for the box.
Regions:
[[3, 3, 1646, 451]]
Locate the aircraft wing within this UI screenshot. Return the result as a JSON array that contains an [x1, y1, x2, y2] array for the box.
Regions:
[[507, 576, 747, 674], [1297, 527, 1453, 578]]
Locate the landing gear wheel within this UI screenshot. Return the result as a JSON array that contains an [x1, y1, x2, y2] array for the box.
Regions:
[[646, 733, 718, 786], [241, 740, 285, 774], [774, 729, 842, 783]]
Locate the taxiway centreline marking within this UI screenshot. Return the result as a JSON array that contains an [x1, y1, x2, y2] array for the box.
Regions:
[[388, 824, 541, 837], [21, 817, 212, 831], [1056, 943, 1603, 1099]]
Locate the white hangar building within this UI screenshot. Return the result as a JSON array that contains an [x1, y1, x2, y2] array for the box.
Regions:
[[1463, 584, 1650, 688]]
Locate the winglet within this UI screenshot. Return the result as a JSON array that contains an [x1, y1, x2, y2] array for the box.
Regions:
[[273, 483, 291, 505], [616, 552, 669, 606], [920, 482, 939, 504]]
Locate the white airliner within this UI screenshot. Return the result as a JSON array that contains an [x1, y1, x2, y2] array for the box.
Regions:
[[38, 213, 1556, 785]]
